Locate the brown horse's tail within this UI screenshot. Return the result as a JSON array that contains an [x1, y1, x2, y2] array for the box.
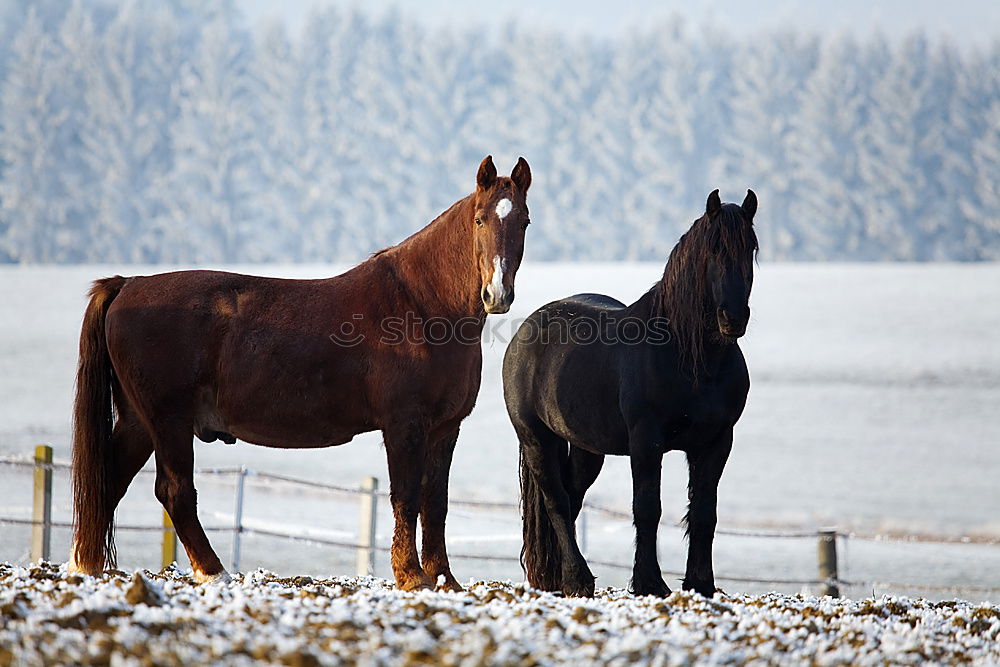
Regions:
[[71, 276, 127, 574], [519, 445, 564, 591]]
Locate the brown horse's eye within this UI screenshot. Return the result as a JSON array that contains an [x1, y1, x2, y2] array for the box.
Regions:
[[475, 217, 483, 226]]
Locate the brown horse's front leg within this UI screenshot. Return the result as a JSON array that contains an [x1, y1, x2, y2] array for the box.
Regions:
[[420, 428, 462, 592], [384, 421, 436, 592]]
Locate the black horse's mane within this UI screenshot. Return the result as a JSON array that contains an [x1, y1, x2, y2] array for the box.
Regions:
[[653, 204, 758, 376]]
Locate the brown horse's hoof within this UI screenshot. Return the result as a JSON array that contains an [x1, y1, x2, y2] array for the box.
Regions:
[[397, 572, 436, 592], [434, 574, 464, 593], [66, 543, 101, 577], [194, 569, 232, 585]]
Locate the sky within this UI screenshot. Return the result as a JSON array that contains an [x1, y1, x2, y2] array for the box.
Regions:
[[238, 0, 999, 50]]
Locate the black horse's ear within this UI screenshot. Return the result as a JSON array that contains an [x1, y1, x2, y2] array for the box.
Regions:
[[706, 189, 722, 217], [511, 156, 531, 193], [477, 155, 497, 191], [742, 189, 757, 219]]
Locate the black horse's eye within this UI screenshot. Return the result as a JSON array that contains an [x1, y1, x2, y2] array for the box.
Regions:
[[523, 218, 531, 229]]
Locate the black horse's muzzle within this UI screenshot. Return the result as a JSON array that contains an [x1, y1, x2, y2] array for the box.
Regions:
[[717, 306, 749, 339]]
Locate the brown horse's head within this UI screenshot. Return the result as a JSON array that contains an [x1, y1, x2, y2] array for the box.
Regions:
[[472, 155, 531, 314]]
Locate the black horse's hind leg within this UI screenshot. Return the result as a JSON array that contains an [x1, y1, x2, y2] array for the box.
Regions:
[[567, 447, 604, 520], [519, 421, 595, 596], [683, 429, 733, 597], [629, 422, 670, 596], [419, 427, 462, 592]]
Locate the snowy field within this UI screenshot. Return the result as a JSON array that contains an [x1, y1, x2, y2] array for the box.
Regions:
[[1, 263, 999, 600], [2, 562, 999, 666]]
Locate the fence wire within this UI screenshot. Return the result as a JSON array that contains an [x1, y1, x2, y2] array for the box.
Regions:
[[2, 455, 998, 597]]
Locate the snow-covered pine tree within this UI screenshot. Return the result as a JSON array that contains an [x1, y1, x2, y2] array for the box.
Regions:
[[74, 1, 182, 262], [0, 7, 89, 261], [722, 32, 819, 260], [156, 6, 259, 263]]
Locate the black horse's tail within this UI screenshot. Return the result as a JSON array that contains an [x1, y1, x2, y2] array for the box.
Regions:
[[519, 444, 564, 591], [71, 276, 127, 574]]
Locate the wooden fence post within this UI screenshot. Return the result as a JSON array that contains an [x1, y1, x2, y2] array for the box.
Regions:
[[356, 476, 378, 577], [817, 529, 840, 597], [162, 509, 177, 569], [31, 445, 53, 563]]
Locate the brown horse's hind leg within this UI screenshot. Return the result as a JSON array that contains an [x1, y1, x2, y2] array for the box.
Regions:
[[384, 421, 435, 592], [69, 412, 153, 574], [420, 428, 462, 592], [152, 426, 227, 583], [108, 412, 155, 500]]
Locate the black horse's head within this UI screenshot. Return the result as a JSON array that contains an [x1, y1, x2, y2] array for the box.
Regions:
[[703, 189, 758, 340], [658, 189, 758, 374]]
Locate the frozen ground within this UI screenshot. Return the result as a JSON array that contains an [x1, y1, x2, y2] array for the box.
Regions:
[[1, 562, 999, 666], [0, 263, 998, 598]]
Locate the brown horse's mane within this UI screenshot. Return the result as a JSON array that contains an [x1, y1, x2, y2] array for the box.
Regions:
[[653, 204, 758, 375]]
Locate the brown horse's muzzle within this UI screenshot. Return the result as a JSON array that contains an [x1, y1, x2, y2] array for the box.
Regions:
[[482, 254, 515, 314], [482, 286, 514, 314]]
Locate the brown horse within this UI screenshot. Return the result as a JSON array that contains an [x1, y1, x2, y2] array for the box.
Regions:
[[70, 156, 532, 591]]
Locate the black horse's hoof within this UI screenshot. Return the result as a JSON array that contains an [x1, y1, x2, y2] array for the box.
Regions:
[[629, 578, 672, 597], [682, 578, 716, 598], [562, 568, 596, 597], [562, 582, 595, 597]]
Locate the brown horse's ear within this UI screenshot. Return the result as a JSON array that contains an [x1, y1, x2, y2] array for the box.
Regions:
[[511, 156, 531, 193], [742, 189, 758, 219], [706, 189, 721, 217], [477, 155, 497, 191]]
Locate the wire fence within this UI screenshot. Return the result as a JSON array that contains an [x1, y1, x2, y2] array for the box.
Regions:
[[2, 453, 998, 600]]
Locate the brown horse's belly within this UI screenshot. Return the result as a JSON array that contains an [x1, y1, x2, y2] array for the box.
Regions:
[[194, 388, 372, 449], [229, 426, 362, 449], [214, 418, 369, 449]]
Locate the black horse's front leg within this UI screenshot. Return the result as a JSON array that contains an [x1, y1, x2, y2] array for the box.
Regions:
[[683, 428, 733, 597], [628, 423, 670, 596]]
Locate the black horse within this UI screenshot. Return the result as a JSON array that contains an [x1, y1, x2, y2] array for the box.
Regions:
[[503, 189, 758, 597]]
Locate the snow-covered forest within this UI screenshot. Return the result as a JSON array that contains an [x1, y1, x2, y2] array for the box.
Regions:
[[0, 1, 998, 263]]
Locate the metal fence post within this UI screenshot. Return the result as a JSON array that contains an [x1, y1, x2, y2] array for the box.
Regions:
[[578, 506, 589, 558], [31, 445, 53, 563], [356, 476, 378, 577], [162, 509, 177, 569], [817, 528, 840, 597], [231, 466, 247, 572]]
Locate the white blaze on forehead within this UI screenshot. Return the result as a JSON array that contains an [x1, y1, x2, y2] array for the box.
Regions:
[[495, 198, 513, 220], [488, 255, 507, 301]]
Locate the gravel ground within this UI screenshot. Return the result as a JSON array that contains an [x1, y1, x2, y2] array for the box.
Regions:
[[1, 562, 998, 666]]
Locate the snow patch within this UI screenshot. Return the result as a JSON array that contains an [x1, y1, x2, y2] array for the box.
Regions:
[[1, 562, 999, 665]]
